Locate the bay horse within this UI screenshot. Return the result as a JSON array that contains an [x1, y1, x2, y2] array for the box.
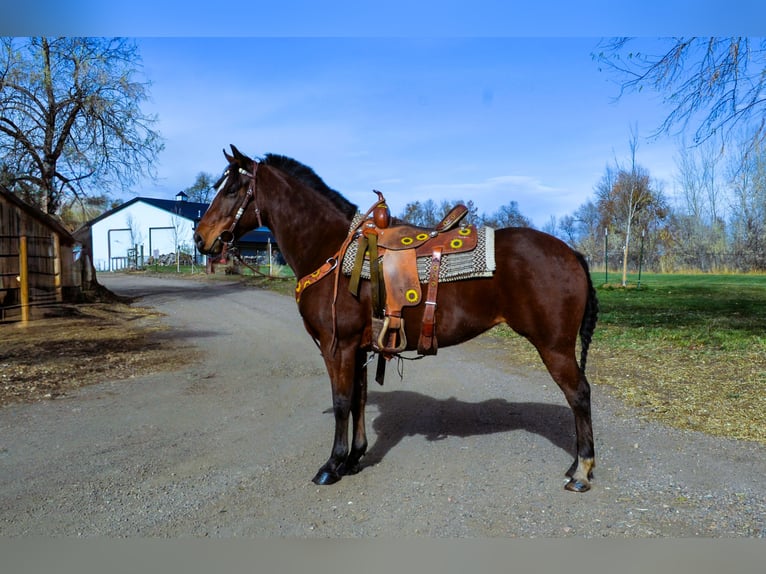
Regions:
[[194, 145, 599, 492]]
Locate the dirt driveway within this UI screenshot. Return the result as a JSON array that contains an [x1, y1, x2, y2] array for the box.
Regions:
[[1, 274, 764, 537]]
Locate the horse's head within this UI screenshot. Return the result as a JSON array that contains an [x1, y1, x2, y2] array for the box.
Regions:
[[194, 145, 263, 256]]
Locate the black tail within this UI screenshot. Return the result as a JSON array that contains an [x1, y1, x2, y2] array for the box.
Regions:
[[575, 252, 599, 374]]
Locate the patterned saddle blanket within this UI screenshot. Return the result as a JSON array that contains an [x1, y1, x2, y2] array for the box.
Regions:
[[342, 224, 496, 282]]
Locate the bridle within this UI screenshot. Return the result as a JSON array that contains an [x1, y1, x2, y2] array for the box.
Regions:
[[217, 161, 263, 247]]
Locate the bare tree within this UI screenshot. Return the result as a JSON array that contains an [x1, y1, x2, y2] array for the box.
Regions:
[[595, 38, 766, 148], [125, 213, 143, 250], [541, 215, 559, 238], [398, 198, 479, 227], [58, 193, 112, 230], [480, 200, 531, 228], [675, 138, 725, 222], [557, 214, 578, 245], [0, 37, 163, 215], [573, 200, 604, 265], [183, 172, 216, 204], [398, 199, 439, 226], [596, 131, 667, 285], [674, 139, 728, 269], [727, 138, 766, 270]]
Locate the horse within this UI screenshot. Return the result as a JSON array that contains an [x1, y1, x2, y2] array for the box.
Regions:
[[194, 145, 599, 492]]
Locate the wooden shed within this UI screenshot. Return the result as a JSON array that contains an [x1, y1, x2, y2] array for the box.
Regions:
[[0, 187, 82, 322]]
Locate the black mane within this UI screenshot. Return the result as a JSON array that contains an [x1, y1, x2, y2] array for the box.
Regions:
[[261, 153, 358, 219]]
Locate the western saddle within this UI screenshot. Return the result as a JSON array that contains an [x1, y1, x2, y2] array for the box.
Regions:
[[295, 191, 478, 383]]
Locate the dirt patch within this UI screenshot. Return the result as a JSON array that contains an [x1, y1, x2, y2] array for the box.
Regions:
[[0, 302, 189, 406]]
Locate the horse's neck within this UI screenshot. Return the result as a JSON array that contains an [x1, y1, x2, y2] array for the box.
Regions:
[[263, 172, 352, 277]]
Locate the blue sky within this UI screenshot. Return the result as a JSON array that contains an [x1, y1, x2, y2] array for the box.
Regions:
[[6, 2, 764, 227], [135, 37, 680, 227]]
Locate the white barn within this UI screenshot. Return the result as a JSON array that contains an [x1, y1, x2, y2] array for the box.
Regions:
[[84, 192, 277, 271], [87, 193, 205, 271]]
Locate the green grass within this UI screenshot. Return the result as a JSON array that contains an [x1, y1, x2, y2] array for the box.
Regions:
[[142, 264, 204, 274], [595, 273, 765, 350]]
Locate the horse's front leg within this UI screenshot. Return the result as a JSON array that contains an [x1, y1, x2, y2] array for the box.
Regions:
[[343, 348, 369, 476], [312, 346, 368, 485]]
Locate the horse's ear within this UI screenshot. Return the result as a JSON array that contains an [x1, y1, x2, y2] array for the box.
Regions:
[[223, 147, 234, 163], [229, 144, 250, 165]]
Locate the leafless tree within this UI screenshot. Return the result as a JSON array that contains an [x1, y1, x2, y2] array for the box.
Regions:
[[482, 200, 532, 228], [727, 138, 766, 270], [595, 38, 766, 148], [596, 130, 668, 285], [0, 37, 163, 215], [398, 198, 480, 227], [673, 139, 729, 269], [183, 172, 216, 204]]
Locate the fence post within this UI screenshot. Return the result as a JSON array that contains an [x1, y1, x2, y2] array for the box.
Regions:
[[19, 235, 29, 323], [53, 232, 63, 302]]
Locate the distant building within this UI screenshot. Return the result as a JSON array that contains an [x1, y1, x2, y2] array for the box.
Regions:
[[82, 192, 276, 271]]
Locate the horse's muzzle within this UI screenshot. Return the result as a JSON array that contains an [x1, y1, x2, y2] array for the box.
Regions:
[[194, 232, 222, 256]]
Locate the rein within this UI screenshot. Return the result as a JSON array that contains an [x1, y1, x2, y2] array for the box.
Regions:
[[225, 245, 291, 281]]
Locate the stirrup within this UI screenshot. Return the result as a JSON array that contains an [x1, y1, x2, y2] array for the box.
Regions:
[[375, 316, 407, 355]]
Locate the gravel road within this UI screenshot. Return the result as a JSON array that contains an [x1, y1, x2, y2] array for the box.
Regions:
[[1, 273, 764, 538]]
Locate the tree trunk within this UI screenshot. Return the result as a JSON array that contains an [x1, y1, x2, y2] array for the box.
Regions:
[[72, 226, 127, 303], [622, 242, 629, 286], [621, 220, 632, 287]]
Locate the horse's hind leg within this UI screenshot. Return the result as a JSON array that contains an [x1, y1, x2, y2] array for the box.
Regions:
[[538, 348, 595, 492]]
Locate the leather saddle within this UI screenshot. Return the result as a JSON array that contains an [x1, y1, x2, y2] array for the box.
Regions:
[[347, 193, 478, 364]]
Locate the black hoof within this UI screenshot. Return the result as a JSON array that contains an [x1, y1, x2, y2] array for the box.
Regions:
[[564, 478, 591, 493], [312, 470, 342, 485]]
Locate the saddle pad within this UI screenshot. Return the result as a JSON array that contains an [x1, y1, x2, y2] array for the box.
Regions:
[[342, 225, 496, 283]]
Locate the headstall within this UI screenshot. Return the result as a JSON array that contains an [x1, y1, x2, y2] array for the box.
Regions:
[[218, 162, 263, 247]]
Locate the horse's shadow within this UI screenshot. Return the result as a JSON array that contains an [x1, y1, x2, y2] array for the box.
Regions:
[[362, 390, 574, 469]]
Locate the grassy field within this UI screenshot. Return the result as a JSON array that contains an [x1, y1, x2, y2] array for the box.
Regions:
[[495, 272, 766, 443]]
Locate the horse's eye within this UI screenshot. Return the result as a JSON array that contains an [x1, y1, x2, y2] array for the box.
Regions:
[[225, 181, 242, 197]]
